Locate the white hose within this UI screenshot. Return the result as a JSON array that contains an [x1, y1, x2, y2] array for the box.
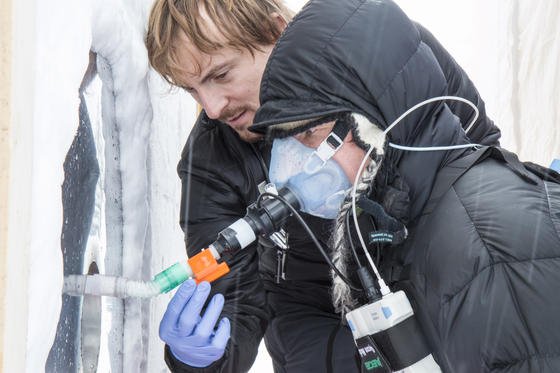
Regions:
[[63, 274, 161, 298]]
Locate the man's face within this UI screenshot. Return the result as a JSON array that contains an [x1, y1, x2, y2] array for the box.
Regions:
[[293, 121, 368, 183], [173, 32, 274, 143]]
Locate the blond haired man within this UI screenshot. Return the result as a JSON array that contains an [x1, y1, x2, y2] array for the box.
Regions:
[[147, 0, 292, 142], [146, 1, 500, 372]]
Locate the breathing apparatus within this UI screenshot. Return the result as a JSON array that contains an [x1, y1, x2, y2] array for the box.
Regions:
[[62, 180, 355, 299], [63, 185, 305, 298]]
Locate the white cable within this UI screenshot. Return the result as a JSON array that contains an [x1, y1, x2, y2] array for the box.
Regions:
[[388, 143, 478, 151], [351, 145, 391, 296], [352, 95, 480, 296], [383, 95, 480, 136]]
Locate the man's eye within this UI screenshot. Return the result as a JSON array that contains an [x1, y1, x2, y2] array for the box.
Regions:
[[305, 128, 316, 137], [215, 71, 228, 80]]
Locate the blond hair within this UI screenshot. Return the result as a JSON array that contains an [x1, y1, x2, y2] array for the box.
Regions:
[[146, 0, 294, 86]]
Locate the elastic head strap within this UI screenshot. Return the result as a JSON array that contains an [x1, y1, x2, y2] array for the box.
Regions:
[[314, 119, 351, 163]]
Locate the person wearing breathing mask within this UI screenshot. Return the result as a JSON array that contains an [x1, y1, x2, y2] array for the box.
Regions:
[[249, 0, 560, 372]]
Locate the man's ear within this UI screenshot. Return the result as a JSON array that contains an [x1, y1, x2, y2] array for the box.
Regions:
[[270, 12, 288, 33]]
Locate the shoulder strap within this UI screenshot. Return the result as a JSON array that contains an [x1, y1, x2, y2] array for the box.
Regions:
[[488, 147, 540, 184], [524, 161, 560, 184], [423, 146, 543, 215]]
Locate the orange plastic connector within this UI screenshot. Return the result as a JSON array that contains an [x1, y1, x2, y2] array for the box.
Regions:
[[187, 249, 230, 284]]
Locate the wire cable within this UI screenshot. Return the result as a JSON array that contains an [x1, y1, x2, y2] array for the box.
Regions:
[[389, 143, 479, 152], [383, 95, 480, 136], [345, 210, 362, 267]]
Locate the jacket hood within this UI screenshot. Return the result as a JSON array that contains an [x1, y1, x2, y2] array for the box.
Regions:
[[251, 0, 479, 220]]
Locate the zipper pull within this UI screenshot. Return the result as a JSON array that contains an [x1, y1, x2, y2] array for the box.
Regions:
[[276, 249, 286, 284], [270, 229, 289, 284]]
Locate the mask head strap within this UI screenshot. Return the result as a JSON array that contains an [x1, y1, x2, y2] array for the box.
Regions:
[[314, 118, 351, 164]]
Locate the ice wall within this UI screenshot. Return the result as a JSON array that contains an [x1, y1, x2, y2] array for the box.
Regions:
[[92, 1, 151, 371]]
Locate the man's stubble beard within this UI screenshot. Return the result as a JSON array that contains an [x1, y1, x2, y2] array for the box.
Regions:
[[218, 105, 249, 124], [220, 106, 262, 143], [237, 128, 263, 143]]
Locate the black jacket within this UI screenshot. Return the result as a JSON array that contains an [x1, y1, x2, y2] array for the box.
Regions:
[[166, 0, 503, 371], [252, 0, 560, 371]]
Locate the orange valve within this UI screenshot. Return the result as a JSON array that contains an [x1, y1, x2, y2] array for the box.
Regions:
[[187, 249, 230, 284]]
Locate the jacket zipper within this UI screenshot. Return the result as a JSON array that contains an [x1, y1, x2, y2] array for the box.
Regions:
[[250, 142, 270, 183]]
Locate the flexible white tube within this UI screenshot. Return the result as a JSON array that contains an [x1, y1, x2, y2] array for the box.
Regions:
[[63, 274, 161, 298], [63, 261, 193, 298]]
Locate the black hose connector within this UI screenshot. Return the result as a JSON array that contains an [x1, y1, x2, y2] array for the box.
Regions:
[[210, 187, 300, 258], [246, 187, 300, 237], [357, 267, 381, 302]]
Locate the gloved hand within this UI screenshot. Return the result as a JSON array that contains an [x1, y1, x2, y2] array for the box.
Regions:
[[159, 279, 231, 367]]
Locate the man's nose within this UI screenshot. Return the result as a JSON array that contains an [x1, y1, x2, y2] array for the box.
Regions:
[[198, 89, 227, 120]]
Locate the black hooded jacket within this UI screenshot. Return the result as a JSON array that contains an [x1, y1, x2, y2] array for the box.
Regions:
[[252, 0, 560, 372], [167, 1, 506, 372]]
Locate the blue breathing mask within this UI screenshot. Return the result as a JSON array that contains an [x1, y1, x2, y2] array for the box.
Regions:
[[269, 136, 351, 219]]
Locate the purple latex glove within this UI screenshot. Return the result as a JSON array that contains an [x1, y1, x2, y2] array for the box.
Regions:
[[159, 280, 231, 367]]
